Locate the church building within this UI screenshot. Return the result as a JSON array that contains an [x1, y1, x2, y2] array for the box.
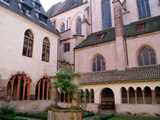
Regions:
[[48, 0, 160, 115]]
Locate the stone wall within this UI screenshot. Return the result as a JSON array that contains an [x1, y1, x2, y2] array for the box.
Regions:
[[48, 110, 82, 120], [0, 101, 55, 112]]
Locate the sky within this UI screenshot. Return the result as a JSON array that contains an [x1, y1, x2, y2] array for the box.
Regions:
[[40, 0, 61, 11]]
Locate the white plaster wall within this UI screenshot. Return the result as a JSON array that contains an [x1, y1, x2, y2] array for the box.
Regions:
[[0, 6, 58, 82]]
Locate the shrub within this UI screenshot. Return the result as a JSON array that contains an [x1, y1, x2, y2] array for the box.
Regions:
[[16, 112, 48, 120], [83, 111, 95, 118], [0, 104, 16, 115]]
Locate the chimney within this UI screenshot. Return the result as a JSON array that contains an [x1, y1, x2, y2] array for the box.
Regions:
[[113, 0, 127, 70]]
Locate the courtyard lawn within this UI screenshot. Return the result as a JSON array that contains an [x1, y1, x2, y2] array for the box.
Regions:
[[83, 114, 160, 120], [109, 116, 160, 120]]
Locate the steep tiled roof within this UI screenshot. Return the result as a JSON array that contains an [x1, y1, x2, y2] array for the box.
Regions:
[[47, 0, 86, 17], [76, 16, 160, 49], [80, 65, 160, 85], [0, 0, 58, 34]]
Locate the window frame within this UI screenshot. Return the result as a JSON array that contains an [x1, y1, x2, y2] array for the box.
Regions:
[[42, 38, 50, 62], [22, 30, 34, 58]]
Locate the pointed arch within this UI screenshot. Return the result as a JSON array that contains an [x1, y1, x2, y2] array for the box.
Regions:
[[22, 29, 34, 57], [76, 16, 82, 35], [35, 77, 51, 100], [92, 54, 106, 72], [138, 46, 156, 66], [60, 22, 65, 32], [42, 37, 50, 62], [7, 73, 31, 100], [101, 0, 112, 29]]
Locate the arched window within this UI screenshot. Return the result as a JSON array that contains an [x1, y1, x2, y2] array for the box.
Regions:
[[136, 87, 143, 104], [121, 87, 128, 104], [60, 22, 65, 32], [144, 87, 152, 104], [23, 30, 34, 57], [86, 89, 90, 103], [7, 73, 31, 100], [91, 89, 94, 103], [101, 0, 112, 29], [80, 90, 84, 103], [76, 16, 82, 35], [35, 77, 50, 100], [137, 0, 151, 19], [155, 87, 160, 104], [42, 38, 50, 62], [138, 46, 156, 66], [92, 54, 106, 72], [128, 87, 136, 104]]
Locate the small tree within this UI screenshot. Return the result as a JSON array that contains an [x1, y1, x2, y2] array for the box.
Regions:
[[54, 69, 79, 106]]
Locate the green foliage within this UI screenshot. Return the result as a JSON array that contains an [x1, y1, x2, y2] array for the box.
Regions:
[[83, 111, 95, 118], [0, 104, 16, 115], [16, 112, 48, 120], [54, 69, 79, 94], [0, 104, 26, 120], [84, 115, 160, 120]]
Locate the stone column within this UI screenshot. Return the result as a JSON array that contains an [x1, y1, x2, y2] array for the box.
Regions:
[[142, 90, 145, 104], [16, 76, 21, 100], [135, 91, 137, 104], [27, 80, 30, 100], [127, 90, 129, 104], [38, 82, 40, 100], [42, 79, 45, 100], [11, 77, 15, 100], [46, 81, 49, 100], [113, 0, 127, 70], [22, 80, 26, 100], [152, 90, 156, 104]]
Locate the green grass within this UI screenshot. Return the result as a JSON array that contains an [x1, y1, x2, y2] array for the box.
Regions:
[[83, 114, 160, 120], [109, 116, 160, 120]]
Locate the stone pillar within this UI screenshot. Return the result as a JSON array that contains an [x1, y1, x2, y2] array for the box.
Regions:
[[11, 77, 15, 100], [42, 79, 45, 100], [38, 81, 40, 100], [142, 90, 145, 104], [152, 90, 156, 104], [27, 80, 30, 100], [16, 76, 21, 100], [135, 91, 137, 104], [22, 80, 26, 100], [113, 0, 127, 70], [127, 90, 129, 104], [46, 81, 49, 100]]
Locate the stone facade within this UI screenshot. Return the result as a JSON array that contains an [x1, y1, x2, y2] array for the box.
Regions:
[[0, 0, 58, 111], [48, 0, 160, 115]]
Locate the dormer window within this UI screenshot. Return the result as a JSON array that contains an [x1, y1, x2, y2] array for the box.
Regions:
[[39, 14, 48, 24], [21, 6, 32, 16], [35, 3, 41, 11], [1, 0, 10, 5], [33, 2, 41, 11]]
